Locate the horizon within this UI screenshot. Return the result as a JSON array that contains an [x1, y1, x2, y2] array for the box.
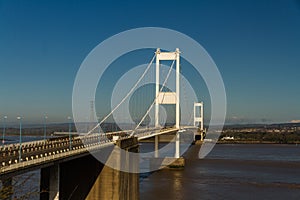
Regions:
[[1, 120, 300, 129]]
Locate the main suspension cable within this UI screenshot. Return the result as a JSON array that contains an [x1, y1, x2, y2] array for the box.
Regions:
[[87, 54, 156, 135]]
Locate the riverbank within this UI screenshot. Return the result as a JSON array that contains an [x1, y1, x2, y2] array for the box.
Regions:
[[217, 140, 300, 144]]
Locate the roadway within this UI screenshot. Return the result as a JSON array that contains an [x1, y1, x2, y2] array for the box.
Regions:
[[0, 127, 179, 178]]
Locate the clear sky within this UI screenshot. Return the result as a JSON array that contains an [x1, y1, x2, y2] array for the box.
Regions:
[[0, 0, 300, 124]]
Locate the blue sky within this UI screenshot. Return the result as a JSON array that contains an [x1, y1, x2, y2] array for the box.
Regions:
[[0, 0, 300, 124]]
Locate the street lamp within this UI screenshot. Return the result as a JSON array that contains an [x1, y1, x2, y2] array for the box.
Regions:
[[17, 116, 22, 162], [44, 115, 48, 140], [68, 116, 72, 150], [98, 117, 101, 143], [2, 116, 7, 146]]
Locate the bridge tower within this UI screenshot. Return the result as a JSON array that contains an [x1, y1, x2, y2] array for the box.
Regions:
[[194, 102, 204, 141], [155, 48, 180, 129], [194, 102, 203, 129], [155, 48, 181, 158]]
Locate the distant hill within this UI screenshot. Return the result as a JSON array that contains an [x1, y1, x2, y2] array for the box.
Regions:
[[223, 122, 300, 129]]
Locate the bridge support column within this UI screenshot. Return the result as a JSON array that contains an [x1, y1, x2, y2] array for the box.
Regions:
[[175, 132, 180, 158], [86, 137, 139, 200], [49, 164, 60, 200], [154, 135, 159, 158], [40, 164, 60, 200]]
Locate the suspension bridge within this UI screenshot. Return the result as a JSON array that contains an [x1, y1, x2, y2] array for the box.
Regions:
[[0, 48, 205, 200]]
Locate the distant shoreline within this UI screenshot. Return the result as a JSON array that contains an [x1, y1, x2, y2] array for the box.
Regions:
[[4, 134, 300, 145], [217, 140, 300, 144]]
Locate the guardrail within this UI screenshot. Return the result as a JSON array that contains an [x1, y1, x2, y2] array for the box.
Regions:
[[0, 140, 114, 174]]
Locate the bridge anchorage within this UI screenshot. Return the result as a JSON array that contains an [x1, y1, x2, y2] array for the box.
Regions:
[[0, 48, 205, 200]]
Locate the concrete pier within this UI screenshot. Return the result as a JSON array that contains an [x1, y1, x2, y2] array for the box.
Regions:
[[40, 164, 60, 200], [86, 137, 139, 200], [155, 135, 159, 158], [150, 157, 185, 171], [39, 136, 139, 200]]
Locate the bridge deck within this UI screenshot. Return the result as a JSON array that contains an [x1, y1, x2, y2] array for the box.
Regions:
[[0, 127, 179, 178]]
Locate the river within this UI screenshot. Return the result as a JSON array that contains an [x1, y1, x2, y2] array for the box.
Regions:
[[140, 143, 300, 199]]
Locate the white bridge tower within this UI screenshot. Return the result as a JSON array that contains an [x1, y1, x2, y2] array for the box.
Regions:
[[154, 48, 181, 158], [194, 102, 204, 141], [155, 48, 180, 129]]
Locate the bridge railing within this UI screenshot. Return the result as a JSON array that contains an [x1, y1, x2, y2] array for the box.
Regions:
[[0, 127, 179, 172], [0, 139, 114, 175]]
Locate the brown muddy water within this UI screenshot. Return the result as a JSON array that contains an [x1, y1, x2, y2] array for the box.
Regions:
[[139, 143, 300, 200]]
